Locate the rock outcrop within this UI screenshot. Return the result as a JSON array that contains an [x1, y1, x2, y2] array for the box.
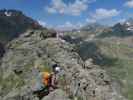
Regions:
[[42, 89, 70, 100], [0, 29, 126, 100], [0, 42, 5, 58]]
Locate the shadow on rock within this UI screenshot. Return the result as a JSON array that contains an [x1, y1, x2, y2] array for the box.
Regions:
[[75, 41, 118, 67], [0, 42, 5, 58]]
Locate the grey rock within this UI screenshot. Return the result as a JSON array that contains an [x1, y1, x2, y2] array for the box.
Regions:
[[42, 89, 70, 100], [84, 58, 94, 69], [0, 29, 126, 100]]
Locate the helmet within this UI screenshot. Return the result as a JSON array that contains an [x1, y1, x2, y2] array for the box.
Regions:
[[52, 64, 61, 73], [55, 66, 61, 73]]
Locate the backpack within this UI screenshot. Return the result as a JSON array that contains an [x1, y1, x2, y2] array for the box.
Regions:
[[42, 72, 51, 86]]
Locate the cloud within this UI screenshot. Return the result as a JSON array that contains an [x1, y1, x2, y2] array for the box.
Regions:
[[46, 0, 95, 16], [55, 21, 83, 31], [56, 21, 76, 31], [46, 7, 57, 13], [37, 20, 83, 31], [125, 0, 133, 8], [118, 18, 126, 24], [91, 8, 120, 20], [38, 20, 47, 27], [86, 18, 96, 23]]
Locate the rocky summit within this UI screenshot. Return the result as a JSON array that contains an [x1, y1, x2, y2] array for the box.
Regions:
[[0, 9, 42, 44], [0, 29, 126, 100]]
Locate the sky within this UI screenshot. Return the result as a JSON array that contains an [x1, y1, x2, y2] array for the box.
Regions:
[[0, 0, 133, 30]]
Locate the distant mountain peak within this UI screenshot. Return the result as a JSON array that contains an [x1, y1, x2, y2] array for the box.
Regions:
[[124, 18, 133, 31], [80, 23, 106, 34], [0, 9, 23, 17]]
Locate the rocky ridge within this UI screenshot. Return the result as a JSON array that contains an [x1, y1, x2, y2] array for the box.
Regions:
[[0, 29, 126, 100]]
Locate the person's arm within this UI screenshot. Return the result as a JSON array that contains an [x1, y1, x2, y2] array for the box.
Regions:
[[50, 74, 58, 89], [51, 74, 55, 86]]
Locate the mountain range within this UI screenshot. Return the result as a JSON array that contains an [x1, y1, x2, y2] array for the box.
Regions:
[[97, 18, 133, 38]]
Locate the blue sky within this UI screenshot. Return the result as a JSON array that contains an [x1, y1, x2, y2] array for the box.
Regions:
[[0, 0, 133, 29]]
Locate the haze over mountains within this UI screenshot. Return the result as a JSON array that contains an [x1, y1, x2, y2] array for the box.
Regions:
[[56, 18, 133, 39], [0, 9, 133, 44]]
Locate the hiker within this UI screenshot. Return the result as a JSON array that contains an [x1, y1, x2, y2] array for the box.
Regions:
[[56, 31, 62, 40], [56, 31, 65, 43], [32, 64, 61, 99]]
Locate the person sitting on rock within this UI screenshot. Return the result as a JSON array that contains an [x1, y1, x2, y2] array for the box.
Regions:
[[32, 64, 61, 99]]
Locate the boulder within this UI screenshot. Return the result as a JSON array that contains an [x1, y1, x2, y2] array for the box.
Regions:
[[42, 89, 70, 100], [84, 58, 94, 69]]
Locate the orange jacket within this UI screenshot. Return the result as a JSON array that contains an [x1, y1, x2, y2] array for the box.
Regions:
[[42, 72, 51, 86]]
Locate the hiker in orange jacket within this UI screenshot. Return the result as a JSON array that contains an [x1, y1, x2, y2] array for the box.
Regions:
[[42, 64, 60, 91], [33, 64, 61, 97]]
